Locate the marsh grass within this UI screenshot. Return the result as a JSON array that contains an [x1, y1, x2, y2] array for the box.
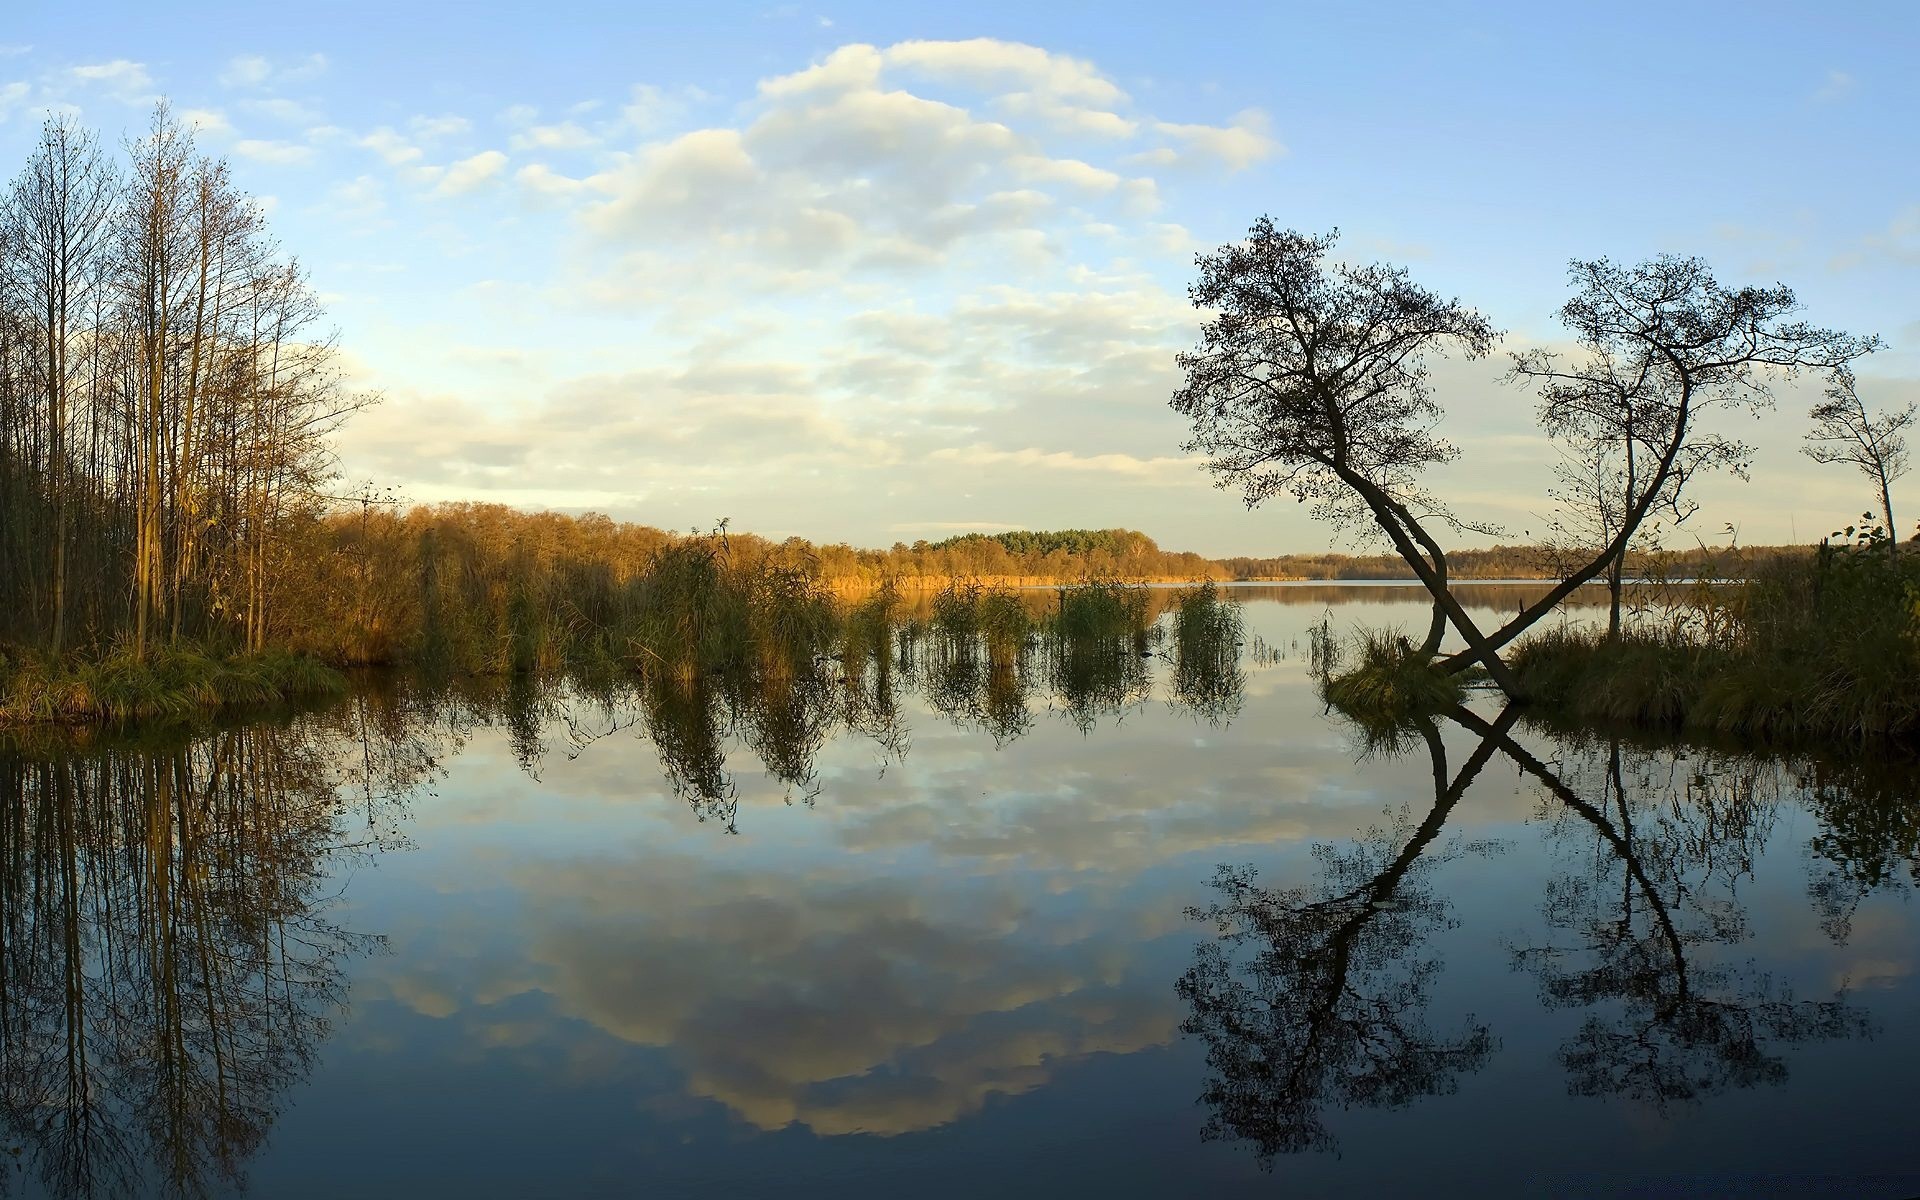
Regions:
[[0, 644, 346, 725], [841, 581, 900, 667], [1042, 581, 1155, 731], [1171, 582, 1246, 723], [1318, 629, 1465, 736], [628, 536, 753, 679], [1050, 580, 1152, 645], [1512, 544, 1920, 742]]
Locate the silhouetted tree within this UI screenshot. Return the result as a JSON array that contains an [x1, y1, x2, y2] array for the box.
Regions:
[[1803, 369, 1913, 560], [1168, 221, 1517, 688], [1460, 256, 1880, 674]]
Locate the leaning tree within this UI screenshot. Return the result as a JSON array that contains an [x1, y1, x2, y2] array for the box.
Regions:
[[1169, 220, 1519, 692], [1462, 255, 1882, 675]]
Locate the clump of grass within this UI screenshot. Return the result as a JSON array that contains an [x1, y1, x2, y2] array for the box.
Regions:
[[929, 580, 983, 641], [1050, 580, 1151, 645], [979, 591, 1033, 662], [747, 563, 838, 678], [1173, 581, 1242, 670], [1320, 629, 1464, 734], [629, 535, 752, 679], [1509, 541, 1920, 743], [920, 581, 1034, 663], [1041, 581, 1154, 731], [0, 643, 346, 726], [841, 581, 900, 667], [1171, 582, 1245, 724]]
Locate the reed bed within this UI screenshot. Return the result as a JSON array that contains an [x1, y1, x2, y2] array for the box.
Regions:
[[0, 645, 346, 725]]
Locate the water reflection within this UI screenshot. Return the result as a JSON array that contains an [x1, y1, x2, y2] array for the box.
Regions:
[[518, 610, 1243, 830], [1181, 704, 1887, 1167], [1177, 711, 1511, 1158], [0, 592, 1915, 1195], [0, 723, 402, 1198]]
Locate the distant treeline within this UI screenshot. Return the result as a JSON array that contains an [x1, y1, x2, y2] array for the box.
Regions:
[[1216, 544, 1814, 582]]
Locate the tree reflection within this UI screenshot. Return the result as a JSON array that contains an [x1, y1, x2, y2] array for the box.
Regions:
[[1799, 755, 1920, 944], [0, 712, 416, 1197], [1466, 715, 1869, 1109], [1182, 705, 1876, 1165], [1177, 711, 1510, 1159]]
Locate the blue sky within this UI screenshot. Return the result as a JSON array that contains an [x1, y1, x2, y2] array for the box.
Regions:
[[3, 1, 1915, 554]]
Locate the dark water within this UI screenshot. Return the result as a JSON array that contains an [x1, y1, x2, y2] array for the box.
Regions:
[[2, 586, 1916, 1198]]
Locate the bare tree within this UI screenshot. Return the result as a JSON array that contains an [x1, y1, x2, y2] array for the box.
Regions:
[[1169, 221, 1519, 691], [0, 104, 366, 660], [1541, 437, 1666, 643], [1450, 255, 1881, 676], [1803, 369, 1912, 561], [3, 115, 118, 653]]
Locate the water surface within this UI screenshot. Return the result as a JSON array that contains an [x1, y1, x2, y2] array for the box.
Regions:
[[2, 586, 1915, 1198]]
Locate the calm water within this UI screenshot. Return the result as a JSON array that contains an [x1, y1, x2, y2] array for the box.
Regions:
[[2, 586, 1916, 1198]]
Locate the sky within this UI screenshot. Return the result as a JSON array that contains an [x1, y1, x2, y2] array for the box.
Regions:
[[1, 0, 1915, 556]]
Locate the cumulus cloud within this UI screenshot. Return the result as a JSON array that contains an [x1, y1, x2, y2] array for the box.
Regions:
[[436, 149, 509, 196], [508, 121, 598, 152], [220, 51, 328, 88], [0, 80, 28, 122], [312, 39, 1299, 543], [410, 113, 473, 140], [1134, 108, 1280, 172], [927, 444, 1203, 480], [540, 38, 1274, 289], [176, 106, 233, 136], [233, 137, 315, 166], [65, 59, 153, 101]]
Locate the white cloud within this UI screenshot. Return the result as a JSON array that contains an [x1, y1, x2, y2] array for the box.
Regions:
[[233, 137, 315, 166], [515, 162, 591, 200], [928, 444, 1203, 480], [758, 43, 883, 98], [176, 106, 233, 136], [583, 128, 758, 237], [621, 83, 699, 133], [311, 40, 1317, 544], [220, 52, 327, 89], [323, 174, 388, 224], [221, 55, 272, 88], [509, 121, 598, 152], [435, 149, 509, 197], [361, 126, 425, 166], [1138, 108, 1280, 172], [883, 38, 1127, 108], [0, 80, 32, 122], [994, 91, 1137, 139], [244, 95, 323, 124], [65, 59, 153, 100], [1009, 154, 1120, 192], [411, 114, 473, 140]]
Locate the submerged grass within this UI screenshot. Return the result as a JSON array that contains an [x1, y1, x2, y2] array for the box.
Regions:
[[1050, 580, 1152, 645], [1171, 582, 1245, 723]]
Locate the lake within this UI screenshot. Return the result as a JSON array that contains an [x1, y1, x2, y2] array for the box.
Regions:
[[2, 584, 1915, 1198]]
